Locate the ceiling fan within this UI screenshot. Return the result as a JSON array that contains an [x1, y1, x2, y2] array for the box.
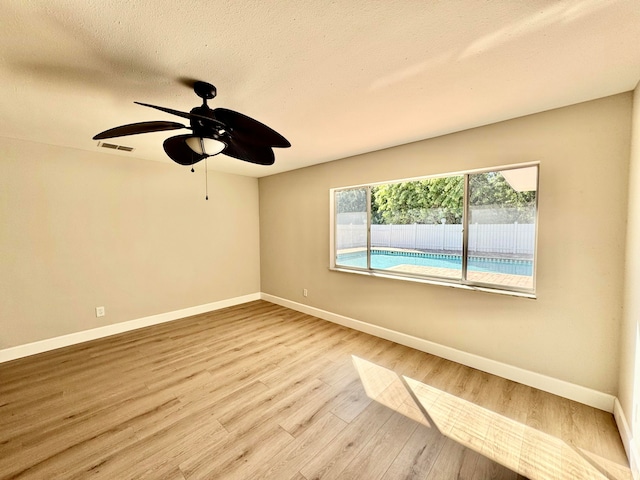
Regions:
[[93, 80, 290, 167]]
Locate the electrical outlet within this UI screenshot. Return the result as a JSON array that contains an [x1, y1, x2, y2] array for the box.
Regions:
[[96, 306, 105, 317], [303, 289, 308, 297]]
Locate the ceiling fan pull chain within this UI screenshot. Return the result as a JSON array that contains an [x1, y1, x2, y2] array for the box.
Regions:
[[205, 157, 209, 200]]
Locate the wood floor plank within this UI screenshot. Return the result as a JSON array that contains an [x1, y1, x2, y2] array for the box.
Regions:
[[1, 386, 179, 478], [0, 426, 139, 480], [329, 376, 374, 423], [288, 473, 307, 480], [0, 300, 630, 480], [218, 378, 330, 433], [379, 422, 446, 480], [425, 438, 481, 479], [68, 401, 228, 479], [299, 401, 396, 480], [593, 408, 629, 465], [471, 455, 519, 480], [179, 420, 294, 479], [278, 369, 365, 436], [248, 412, 347, 480], [338, 411, 418, 480]]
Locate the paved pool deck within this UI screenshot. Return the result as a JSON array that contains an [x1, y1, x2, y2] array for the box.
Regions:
[[387, 264, 534, 290]]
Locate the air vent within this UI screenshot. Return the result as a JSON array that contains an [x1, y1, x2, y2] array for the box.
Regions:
[[97, 141, 134, 152]]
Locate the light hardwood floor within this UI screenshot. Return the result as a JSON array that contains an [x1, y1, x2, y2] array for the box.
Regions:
[[0, 300, 630, 479]]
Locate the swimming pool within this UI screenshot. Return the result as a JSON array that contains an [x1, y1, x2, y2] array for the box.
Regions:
[[337, 250, 533, 276]]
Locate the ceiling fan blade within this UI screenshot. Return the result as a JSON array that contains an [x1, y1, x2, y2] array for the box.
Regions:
[[213, 108, 291, 148], [163, 135, 208, 166], [135, 102, 225, 129], [223, 138, 275, 166], [93, 121, 186, 140], [135, 102, 194, 121]]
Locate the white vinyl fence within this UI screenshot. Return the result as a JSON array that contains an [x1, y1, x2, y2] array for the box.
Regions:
[[336, 222, 535, 255]]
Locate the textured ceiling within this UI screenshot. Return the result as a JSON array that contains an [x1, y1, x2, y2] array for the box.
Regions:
[[1, 1, 639, 177]]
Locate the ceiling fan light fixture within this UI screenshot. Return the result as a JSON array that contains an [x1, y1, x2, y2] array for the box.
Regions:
[[185, 136, 225, 156]]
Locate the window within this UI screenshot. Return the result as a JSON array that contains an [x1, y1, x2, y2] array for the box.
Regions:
[[331, 164, 538, 296]]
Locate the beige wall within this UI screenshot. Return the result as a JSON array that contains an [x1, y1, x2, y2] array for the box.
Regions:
[[0, 137, 260, 349], [259, 93, 632, 395], [618, 84, 640, 444]]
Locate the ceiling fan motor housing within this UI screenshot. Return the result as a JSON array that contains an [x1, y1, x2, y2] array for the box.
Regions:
[[189, 105, 227, 140]]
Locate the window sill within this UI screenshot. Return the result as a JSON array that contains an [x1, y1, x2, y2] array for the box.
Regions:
[[329, 266, 536, 299]]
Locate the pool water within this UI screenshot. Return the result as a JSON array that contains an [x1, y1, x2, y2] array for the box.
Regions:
[[337, 251, 532, 276]]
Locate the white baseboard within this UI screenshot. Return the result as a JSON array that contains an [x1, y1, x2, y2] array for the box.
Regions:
[[0, 293, 261, 364], [1, 292, 617, 414], [615, 398, 640, 479], [261, 293, 616, 413]]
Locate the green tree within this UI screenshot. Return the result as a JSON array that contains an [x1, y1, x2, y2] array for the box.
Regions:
[[335, 188, 366, 214], [469, 172, 536, 223], [371, 177, 463, 224], [370, 172, 536, 225]]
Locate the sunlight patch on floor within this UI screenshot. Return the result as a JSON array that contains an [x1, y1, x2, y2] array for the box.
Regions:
[[352, 355, 631, 480]]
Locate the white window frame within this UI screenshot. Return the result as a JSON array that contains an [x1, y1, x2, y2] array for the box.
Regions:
[[329, 162, 539, 298]]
